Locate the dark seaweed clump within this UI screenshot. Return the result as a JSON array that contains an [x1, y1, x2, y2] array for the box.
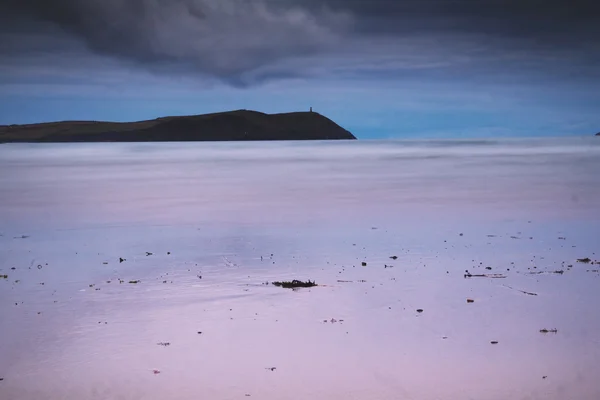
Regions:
[[272, 280, 317, 289]]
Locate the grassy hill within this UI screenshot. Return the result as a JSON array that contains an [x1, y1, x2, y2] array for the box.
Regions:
[[0, 110, 356, 142]]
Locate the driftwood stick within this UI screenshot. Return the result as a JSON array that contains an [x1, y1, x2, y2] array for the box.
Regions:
[[464, 270, 506, 279], [502, 284, 538, 296]]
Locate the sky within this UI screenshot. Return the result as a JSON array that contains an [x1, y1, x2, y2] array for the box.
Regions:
[[1, 0, 599, 139]]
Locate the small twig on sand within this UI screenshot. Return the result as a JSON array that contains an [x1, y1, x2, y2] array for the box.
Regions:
[[502, 285, 538, 296]]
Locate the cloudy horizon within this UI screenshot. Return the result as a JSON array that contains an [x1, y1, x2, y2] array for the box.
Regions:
[[1, 0, 599, 138]]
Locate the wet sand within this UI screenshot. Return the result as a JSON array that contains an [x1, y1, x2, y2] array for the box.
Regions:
[[1, 138, 599, 399]]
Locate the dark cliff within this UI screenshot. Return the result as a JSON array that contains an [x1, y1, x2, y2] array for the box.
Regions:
[[0, 110, 356, 142]]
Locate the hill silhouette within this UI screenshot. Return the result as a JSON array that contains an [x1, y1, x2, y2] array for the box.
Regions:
[[0, 110, 356, 142]]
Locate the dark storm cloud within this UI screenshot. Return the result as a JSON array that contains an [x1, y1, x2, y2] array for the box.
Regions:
[[314, 0, 599, 36], [1, 0, 599, 85], [1, 0, 352, 84]]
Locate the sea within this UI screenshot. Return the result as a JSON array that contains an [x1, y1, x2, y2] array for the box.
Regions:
[[1, 137, 599, 400]]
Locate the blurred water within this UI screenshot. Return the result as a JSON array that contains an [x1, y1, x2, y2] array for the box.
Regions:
[[0, 137, 599, 400]]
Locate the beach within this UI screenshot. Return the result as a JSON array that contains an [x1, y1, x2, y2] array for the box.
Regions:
[[1, 137, 599, 399]]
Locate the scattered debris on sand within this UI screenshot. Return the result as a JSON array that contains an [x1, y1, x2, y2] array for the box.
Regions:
[[272, 280, 317, 289], [324, 318, 344, 323], [539, 328, 558, 334]]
